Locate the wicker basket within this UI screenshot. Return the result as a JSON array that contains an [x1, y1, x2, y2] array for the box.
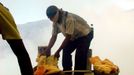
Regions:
[[93, 69, 119, 75]]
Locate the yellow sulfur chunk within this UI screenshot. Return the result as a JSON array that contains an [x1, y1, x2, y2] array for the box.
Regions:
[[34, 55, 60, 75], [90, 56, 102, 65], [90, 56, 119, 74], [38, 56, 47, 65], [45, 65, 60, 75], [47, 55, 58, 66]]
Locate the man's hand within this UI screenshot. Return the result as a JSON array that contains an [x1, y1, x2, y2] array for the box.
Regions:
[[44, 34, 57, 56], [45, 48, 51, 57], [54, 50, 60, 58], [54, 34, 71, 58]]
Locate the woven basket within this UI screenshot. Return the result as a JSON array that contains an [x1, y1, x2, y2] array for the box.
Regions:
[[93, 69, 119, 75]]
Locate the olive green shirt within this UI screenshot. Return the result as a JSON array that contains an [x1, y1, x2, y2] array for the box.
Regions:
[[0, 3, 21, 39]]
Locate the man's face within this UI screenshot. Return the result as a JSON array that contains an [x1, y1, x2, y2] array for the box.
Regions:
[[49, 11, 59, 23]]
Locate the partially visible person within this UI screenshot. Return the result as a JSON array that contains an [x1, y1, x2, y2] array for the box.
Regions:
[[45, 5, 93, 75], [0, 2, 33, 75]]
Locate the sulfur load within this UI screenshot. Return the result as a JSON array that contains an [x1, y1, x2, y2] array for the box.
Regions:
[[90, 56, 119, 74]]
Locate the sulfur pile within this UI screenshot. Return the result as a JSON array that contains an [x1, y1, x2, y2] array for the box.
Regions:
[[89, 56, 119, 74], [34, 55, 61, 75]]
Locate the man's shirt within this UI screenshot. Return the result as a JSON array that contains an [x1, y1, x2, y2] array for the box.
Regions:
[[52, 11, 92, 40]]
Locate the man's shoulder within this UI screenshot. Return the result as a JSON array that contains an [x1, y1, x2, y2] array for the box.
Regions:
[[67, 12, 84, 20], [65, 13, 76, 22]]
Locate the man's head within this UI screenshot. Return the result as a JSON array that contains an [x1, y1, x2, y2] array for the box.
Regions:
[[46, 5, 59, 23]]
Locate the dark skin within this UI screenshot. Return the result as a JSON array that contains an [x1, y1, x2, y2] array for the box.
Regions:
[[54, 34, 71, 58], [44, 34, 57, 56], [45, 10, 71, 58], [45, 33, 71, 58]]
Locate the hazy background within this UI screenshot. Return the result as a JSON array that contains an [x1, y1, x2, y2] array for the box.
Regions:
[[0, 0, 134, 75]]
